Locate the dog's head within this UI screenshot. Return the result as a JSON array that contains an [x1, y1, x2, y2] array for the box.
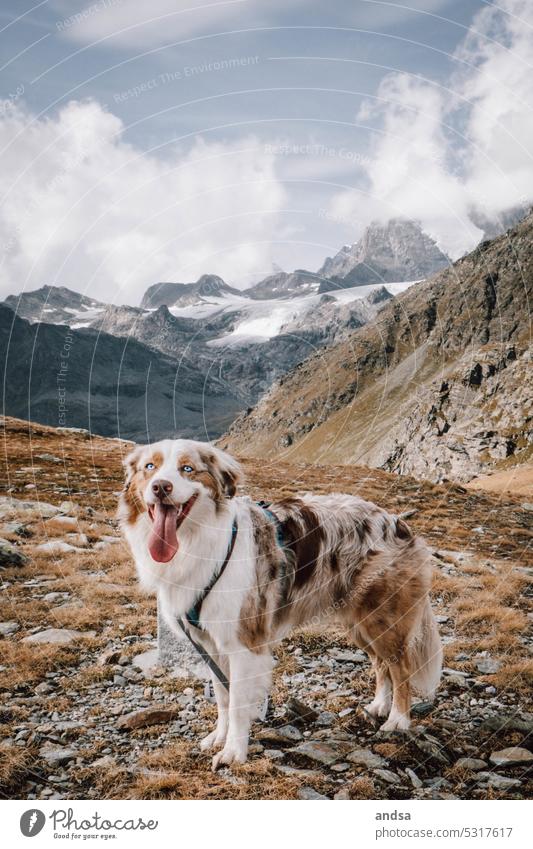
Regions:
[[119, 438, 242, 563]]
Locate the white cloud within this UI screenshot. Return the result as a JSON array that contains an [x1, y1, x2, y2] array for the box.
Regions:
[[50, 0, 298, 50], [0, 98, 287, 303], [330, 0, 533, 258]]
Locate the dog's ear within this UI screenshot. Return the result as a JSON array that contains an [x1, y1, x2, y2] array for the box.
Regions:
[[202, 446, 243, 499], [122, 446, 142, 488]]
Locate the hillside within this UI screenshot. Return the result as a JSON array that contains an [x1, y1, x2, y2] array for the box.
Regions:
[[0, 415, 531, 801], [0, 305, 241, 442], [221, 213, 533, 483]]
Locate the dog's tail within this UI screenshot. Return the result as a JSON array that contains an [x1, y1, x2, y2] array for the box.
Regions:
[[409, 598, 443, 698]]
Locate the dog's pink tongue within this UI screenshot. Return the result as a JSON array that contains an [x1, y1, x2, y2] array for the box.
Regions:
[[149, 503, 179, 563]]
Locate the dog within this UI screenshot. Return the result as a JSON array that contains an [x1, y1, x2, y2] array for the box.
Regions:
[[118, 438, 442, 769]]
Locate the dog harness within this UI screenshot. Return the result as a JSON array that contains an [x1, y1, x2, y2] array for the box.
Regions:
[[175, 520, 238, 691], [175, 503, 289, 693]]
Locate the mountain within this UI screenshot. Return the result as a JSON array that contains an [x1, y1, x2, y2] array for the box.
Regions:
[[245, 269, 323, 300], [0, 304, 242, 442], [318, 218, 450, 288], [3, 285, 106, 327], [221, 212, 533, 483], [88, 286, 398, 406], [140, 274, 241, 309], [469, 204, 530, 242]]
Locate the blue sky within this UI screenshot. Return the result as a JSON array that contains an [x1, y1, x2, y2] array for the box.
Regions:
[[0, 0, 532, 303]]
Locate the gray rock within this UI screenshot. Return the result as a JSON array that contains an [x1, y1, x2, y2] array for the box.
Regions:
[[39, 747, 77, 766], [0, 621, 20, 637], [290, 740, 348, 766], [0, 496, 61, 519], [0, 539, 29, 568], [405, 767, 423, 788], [373, 768, 402, 785], [316, 711, 336, 727], [476, 772, 522, 790], [23, 628, 96, 645], [455, 757, 487, 771], [476, 657, 501, 674], [334, 787, 351, 800], [298, 786, 329, 800], [346, 748, 386, 768], [257, 725, 303, 746], [35, 682, 54, 695], [489, 747, 533, 767], [328, 649, 367, 663]]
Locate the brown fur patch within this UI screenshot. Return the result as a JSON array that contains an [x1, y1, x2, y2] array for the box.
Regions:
[[279, 501, 325, 590], [123, 450, 163, 524], [238, 508, 284, 652]]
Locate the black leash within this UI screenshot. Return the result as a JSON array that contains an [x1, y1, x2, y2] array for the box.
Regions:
[[175, 519, 238, 692]]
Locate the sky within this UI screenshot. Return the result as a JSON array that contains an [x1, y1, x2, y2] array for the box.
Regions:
[[0, 0, 532, 304]]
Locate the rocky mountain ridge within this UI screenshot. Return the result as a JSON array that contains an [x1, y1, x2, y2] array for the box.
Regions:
[[221, 212, 533, 483], [318, 218, 450, 287]]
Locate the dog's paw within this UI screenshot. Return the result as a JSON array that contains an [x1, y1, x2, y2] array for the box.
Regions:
[[211, 743, 248, 771], [365, 698, 391, 719], [200, 730, 226, 752], [380, 713, 410, 732]]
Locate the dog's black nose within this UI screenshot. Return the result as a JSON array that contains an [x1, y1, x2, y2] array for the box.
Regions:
[[151, 478, 173, 499]]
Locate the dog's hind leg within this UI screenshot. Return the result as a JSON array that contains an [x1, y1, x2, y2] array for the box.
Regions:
[[380, 652, 411, 731], [200, 674, 229, 752], [365, 651, 392, 719], [212, 649, 273, 770]]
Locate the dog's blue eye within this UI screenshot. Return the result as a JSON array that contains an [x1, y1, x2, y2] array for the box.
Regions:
[[182, 465, 193, 473], [145, 462, 155, 470]]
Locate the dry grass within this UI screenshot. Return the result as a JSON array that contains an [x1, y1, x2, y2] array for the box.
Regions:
[[1, 415, 532, 799]]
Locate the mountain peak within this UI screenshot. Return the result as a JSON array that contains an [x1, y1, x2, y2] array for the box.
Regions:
[[318, 217, 449, 287]]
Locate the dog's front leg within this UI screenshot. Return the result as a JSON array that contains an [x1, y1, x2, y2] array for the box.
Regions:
[[200, 675, 229, 752], [212, 649, 273, 770]]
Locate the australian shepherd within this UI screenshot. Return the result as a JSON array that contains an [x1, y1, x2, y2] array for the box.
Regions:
[[119, 438, 442, 769]]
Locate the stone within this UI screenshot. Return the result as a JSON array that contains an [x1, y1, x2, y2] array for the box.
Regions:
[[23, 628, 96, 645], [334, 787, 351, 800], [373, 768, 402, 785], [0, 621, 20, 637], [92, 755, 116, 768], [45, 516, 78, 531], [316, 711, 336, 727], [96, 649, 120, 666], [59, 501, 80, 514], [489, 747, 533, 767], [476, 657, 501, 674], [405, 767, 423, 788], [411, 701, 434, 717], [35, 682, 54, 695], [329, 649, 367, 663], [36, 453, 62, 464], [290, 740, 347, 766], [476, 772, 522, 790], [35, 541, 86, 554], [346, 748, 386, 768], [117, 707, 180, 730], [0, 496, 60, 520], [39, 747, 77, 766], [298, 787, 329, 800], [286, 697, 319, 725], [0, 539, 29, 568], [455, 757, 487, 771], [257, 725, 303, 745]]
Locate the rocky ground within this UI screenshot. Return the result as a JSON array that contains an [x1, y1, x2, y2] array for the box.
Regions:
[[0, 416, 532, 800]]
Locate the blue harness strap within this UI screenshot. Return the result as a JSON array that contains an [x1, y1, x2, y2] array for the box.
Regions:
[[175, 520, 238, 692], [185, 519, 238, 629]]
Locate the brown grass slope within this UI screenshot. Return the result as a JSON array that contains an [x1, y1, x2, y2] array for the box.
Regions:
[[1, 416, 532, 800], [221, 212, 533, 483]]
